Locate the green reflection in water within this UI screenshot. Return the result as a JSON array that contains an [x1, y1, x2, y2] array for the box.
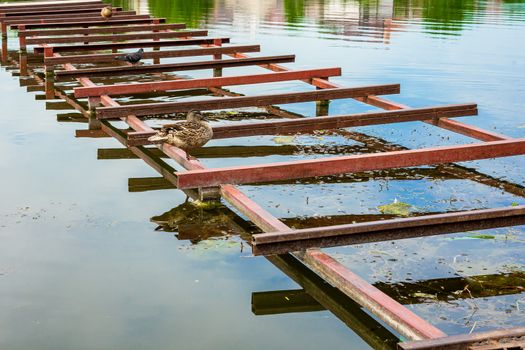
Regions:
[[147, 0, 214, 27]]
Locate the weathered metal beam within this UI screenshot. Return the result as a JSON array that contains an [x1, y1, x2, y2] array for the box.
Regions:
[[74, 67, 342, 97], [35, 37, 230, 54], [2, 9, 130, 23], [0, 5, 111, 17], [252, 206, 525, 255], [57, 53, 290, 80], [11, 17, 165, 30], [8, 14, 150, 27], [175, 138, 525, 189], [0, 1, 103, 12], [398, 327, 525, 350], [96, 85, 400, 119], [26, 30, 208, 45], [126, 103, 477, 146], [44, 45, 259, 64], [299, 250, 447, 340], [19, 23, 186, 38]]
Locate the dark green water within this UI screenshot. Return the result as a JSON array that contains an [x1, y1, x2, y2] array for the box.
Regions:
[[1, 0, 525, 349]]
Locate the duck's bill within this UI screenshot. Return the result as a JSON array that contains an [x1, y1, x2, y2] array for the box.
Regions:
[[148, 135, 168, 143]]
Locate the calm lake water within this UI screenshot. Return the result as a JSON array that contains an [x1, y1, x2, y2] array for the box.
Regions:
[[1, 0, 525, 349]]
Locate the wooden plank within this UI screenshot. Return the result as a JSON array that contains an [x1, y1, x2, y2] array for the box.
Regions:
[[2, 9, 129, 22], [126, 103, 477, 146], [19, 23, 186, 37], [26, 30, 208, 45], [96, 84, 400, 119], [7, 14, 149, 26], [35, 37, 229, 54], [57, 53, 290, 80], [252, 206, 525, 255], [398, 327, 525, 350], [44, 44, 259, 64], [11, 17, 164, 30], [175, 138, 525, 189], [74, 67, 342, 97]]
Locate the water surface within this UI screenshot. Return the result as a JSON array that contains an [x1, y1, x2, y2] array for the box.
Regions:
[[1, 0, 525, 349]]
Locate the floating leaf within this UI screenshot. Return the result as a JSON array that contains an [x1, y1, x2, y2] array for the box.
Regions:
[[468, 234, 495, 239], [511, 202, 520, 207], [273, 136, 296, 144], [378, 199, 412, 217]]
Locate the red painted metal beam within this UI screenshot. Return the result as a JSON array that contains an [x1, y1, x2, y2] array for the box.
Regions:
[[252, 205, 525, 255], [1, 10, 130, 23], [0, 1, 103, 12], [26, 30, 208, 45], [74, 67, 342, 97], [34, 37, 229, 54], [57, 54, 290, 80], [299, 250, 447, 340], [44, 45, 260, 65], [7, 14, 150, 27], [96, 85, 400, 119], [398, 326, 525, 350], [11, 18, 165, 30], [175, 138, 525, 189], [0, 5, 112, 17], [19, 23, 186, 37], [126, 103, 478, 146]]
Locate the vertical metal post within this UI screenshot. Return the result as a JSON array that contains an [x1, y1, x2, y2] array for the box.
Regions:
[[18, 25, 27, 76], [87, 96, 102, 130], [316, 78, 330, 116], [44, 47, 55, 99], [213, 38, 222, 77], [153, 18, 160, 64], [1, 21, 7, 64]]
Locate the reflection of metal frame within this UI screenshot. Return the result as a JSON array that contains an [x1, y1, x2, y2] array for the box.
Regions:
[[2, 2, 524, 347]]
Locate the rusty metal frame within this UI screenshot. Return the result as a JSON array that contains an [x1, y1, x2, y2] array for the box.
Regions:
[[2, 4, 525, 348]]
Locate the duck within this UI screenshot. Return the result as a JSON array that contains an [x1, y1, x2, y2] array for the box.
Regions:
[[148, 111, 213, 160], [100, 6, 113, 20]]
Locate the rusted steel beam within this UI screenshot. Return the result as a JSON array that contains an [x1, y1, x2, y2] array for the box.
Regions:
[[175, 138, 525, 189], [19, 23, 186, 38], [57, 53, 289, 80], [35, 37, 229, 54], [0, 5, 111, 17], [359, 95, 511, 142], [96, 85, 400, 119], [74, 67, 342, 97], [398, 327, 525, 350], [26, 30, 208, 45], [11, 17, 165, 30], [0, 1, 103, 12], [300, 250, 447, 340], [252, 206, 525, 255], [2, 9, 130, 23], [126, 103, 477, 146], [44, 45, 259, 65], [7, 14, 150, 27]]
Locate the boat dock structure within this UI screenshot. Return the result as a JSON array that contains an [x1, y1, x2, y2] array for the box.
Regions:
[[1, 1, 525, 348]]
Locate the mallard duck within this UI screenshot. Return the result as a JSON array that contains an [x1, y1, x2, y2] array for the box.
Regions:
[[100, 6, 113, 20], [148, 111, 213, 160]]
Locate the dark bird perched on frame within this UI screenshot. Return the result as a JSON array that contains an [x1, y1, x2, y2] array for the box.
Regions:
[[114, 48, 144, 65], [100, 6, 113, 20], [148, 111, 213, 160]]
